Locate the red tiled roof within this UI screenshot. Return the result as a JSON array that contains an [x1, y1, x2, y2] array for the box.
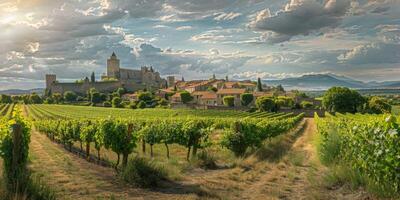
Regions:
[[201, 93, 217, 99], [217, 88, 246, 94]]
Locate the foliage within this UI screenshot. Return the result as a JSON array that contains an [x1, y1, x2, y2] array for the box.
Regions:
[[365, 96, 391, 114], [315, 113, 400, 195], [256, 78, 263, 92], [64, 91, 77, 102], [300, 101, 314, 109], [30, 93, 43, 104], [138, 91, 153, 102], [0, 95, 12, 104], [322, 87, 365, 113], [223, 96, 235, 107], [103, 101, 111, 107], [112, 97, 122, 108], [207, 86, 218, 92], [51, 93, 63, 104], [180, 91, 193, 104], [137, 101, 146, 109], [256, 96, 278, 112], [240, 93, 254, 106], [88, 88, 102, 104]]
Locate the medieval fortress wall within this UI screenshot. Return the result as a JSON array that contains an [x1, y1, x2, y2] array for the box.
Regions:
[[46, 53, 167, 95]]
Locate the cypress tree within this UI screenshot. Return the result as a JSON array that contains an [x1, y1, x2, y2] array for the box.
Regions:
[[257, 77, 263, 92]]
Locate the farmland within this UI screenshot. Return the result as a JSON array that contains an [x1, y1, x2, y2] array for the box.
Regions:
[[1, 103, 399, 199]]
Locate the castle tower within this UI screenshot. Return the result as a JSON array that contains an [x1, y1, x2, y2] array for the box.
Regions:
[[45, 74, 56, 89], [167, 76, 175, 87], [107, 52, 120, 79]]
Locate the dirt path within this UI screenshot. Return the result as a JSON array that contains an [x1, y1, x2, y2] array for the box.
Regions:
[[237, 118, 325, 200], [29, 130, 199, 200]]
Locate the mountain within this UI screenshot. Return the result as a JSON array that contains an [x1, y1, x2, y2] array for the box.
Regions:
[[0, 88, 44, 95], [263, 74, 400, 90]]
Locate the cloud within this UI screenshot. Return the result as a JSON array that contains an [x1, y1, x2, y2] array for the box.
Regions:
[[249, 0, 351, 43], [339, 42, 400, 64], [213, 12, 242, 21], [190, 28, 243, 43], [176, 26, 192, 31]]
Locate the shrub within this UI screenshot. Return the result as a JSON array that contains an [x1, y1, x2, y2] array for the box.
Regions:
[[129, 101, 137, 109], [63, 91, 77, 102], [366, 96, 391, 114], [300, 101, 314, 109], [180, 91, 193, 103], [111, 97, 122, 108], [240, 93, 254, 106], [223, 96, 235, 107], [255, 96, 278, 112], [103, 101, 111, 107], [119, 157, 167, 188], [137, 101, 146, 109]]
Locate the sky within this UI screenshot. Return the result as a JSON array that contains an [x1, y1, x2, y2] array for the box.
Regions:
[[0, 0, 399, 90]]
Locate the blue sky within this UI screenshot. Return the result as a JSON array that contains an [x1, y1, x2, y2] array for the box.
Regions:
[[0, 0, 399, 89]]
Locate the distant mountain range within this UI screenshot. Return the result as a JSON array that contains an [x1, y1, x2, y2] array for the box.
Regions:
[[0, 88, 44, 95], [263, 74, 400, 90]]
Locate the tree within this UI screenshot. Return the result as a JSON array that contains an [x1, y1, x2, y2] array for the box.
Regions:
[[112, 97, 122, 108], [91, 72, 95, 83], [322, 87, 365, 113], [138, 91, 153, 103], [366, 96, 391, 114], [29, 93, 43, 104], [180, 91, 193, 103], [103, 101, 111, 107], [256, 77, 263, 92], [52, 93, 63, 104], [88, 88, 102, 104], [256, 96, 278, 112], [223, 96, 235, 107], [64, 91, 77, 102], [240, 93, 254, 106], [0, 94, 12, 104], [276, 84, 285, 92], [116, 88, 126, 97], [207, 86, 218, 92], [137, 101, 146, 109]]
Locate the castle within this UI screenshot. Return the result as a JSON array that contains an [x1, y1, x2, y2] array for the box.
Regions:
[[46, 53, 167, 95]]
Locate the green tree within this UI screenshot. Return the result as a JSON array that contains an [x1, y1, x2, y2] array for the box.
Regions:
[[112, 97, 122, 108], [240, 93, 254, 106], [88, 88, 102, 104], [91, 72, 95, 83], [116, 88, 126, 97], [256, 96, 278, 112], [29, 93, 43, 104], [223, 96, 235, 107], [366, 96, 391, 114], [322, 87, 365, 113], [180, 91, 193, 103], [0, 94, 12, 104], [138, 91, 153, 103], [137, 101, 146, 109], [207, 86, 218, 92], [64, 91, 77, 102], [276, 84, 285, 92], [52, 93, 63, 104], [256, 77, 263, 92]]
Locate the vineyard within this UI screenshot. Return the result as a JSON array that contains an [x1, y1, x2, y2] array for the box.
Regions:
[[315, 112, 400, 197], [25, 104, 304, 166]]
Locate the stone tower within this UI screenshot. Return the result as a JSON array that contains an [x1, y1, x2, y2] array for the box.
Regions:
[[107, 52, 120, 79], [45, 74, 56, 89], [167, 76, 175, 87]]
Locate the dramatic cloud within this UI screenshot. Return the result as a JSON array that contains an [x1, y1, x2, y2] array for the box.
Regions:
[[339, 42, 400, 64], [250, 0, 352, 43]]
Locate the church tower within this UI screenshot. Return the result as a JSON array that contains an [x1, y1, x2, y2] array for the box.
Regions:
[[107, 52, 120, 79]]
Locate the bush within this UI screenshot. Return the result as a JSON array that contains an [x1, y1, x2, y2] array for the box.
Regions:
[[111, 97, 122, 108], [300, 101, 313, 109], [137, 101, 146, 109], [223, 96, 235, 107], [366, 96, 391, 114], [240, 93, 254, 106], [63, 91, 77, 102], [103, 101, 111, 107], [119, 157, 167, 188], [129, 101, 137, 109], [180, 91, 193, 104], [255, 96, 278, 112]]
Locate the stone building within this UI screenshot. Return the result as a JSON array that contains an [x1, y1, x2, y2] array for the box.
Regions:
[[46, 53, 167, 95]]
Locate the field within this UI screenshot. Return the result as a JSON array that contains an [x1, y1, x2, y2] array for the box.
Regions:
[[1, 103, 397, 199]]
